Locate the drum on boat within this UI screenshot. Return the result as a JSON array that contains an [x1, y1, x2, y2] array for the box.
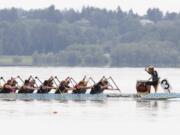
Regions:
[[136, 80, 151, 94]]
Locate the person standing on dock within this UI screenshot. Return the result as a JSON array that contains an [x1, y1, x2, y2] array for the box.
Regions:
[[145, 66, 159, 92]]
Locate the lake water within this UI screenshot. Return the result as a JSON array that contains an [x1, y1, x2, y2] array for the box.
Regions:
[[0, 67, 180, 135]]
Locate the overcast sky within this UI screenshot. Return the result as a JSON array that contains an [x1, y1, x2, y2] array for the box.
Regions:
[[0, 0, 179, 15]]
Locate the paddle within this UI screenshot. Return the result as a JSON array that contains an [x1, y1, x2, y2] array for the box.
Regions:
[[108, 76, 121, 93], [17, 76, 24, 84], [52, 78, 58, 87], [0, 77, 6, 83], [70, 77, 77, 84], [89, 77, 96, 84], [100, 76, 106, 82], [54, 76, 61, 83], [35, 76, 43, 84], [52, 78, 63, 95], [49, 77, 61, 94], [28, 75, 33, 81], [87, 77, 95, 85]]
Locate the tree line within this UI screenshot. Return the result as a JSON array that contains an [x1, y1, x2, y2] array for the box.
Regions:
[[0, 5, 180, 67]]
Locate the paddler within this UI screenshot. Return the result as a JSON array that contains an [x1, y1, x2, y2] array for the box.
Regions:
[[18, 79, 37, 93], [145, 66, 159, 92], [90, 79, 113, 94], [72, 80, 91, 94], [0, 78, 19, 93], [55, 78, 72, 94], [37, 77, 56, 93]]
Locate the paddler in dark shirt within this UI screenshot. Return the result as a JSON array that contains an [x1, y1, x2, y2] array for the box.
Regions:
[[1, 78, 19, 93], [37, 77, 56, 93], [90, 79, 112, 94], [145, 66, 159, 92]]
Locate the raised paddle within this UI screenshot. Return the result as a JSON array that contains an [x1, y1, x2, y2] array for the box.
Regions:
[[108, 76, 121, 93], [69, 79, 75, 87], [89, 77, 96, 84], [70, 77, 77, 84], [53, 78, 58, 87], [28, 75, 33, 81], [53, 78, 63, 95], [50, 77, 62, 95], [54, 76, 61, 83], [35, 76, 43, 84], [17, 76, 24, 84], [0, 77, 6, 83]]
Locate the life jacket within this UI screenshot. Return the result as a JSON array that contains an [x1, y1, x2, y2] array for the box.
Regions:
[[90, 82, 104, 94], [72, 84, 86, 94], [151, 71, 159, 82]]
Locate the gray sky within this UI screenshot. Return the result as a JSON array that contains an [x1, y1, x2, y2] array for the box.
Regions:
[[0, 0, 179, 15]]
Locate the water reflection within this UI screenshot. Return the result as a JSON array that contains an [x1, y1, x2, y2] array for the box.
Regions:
[[136, 100, 158, 108], [136, 100, 170, 110], [135, 99, 173, 121]]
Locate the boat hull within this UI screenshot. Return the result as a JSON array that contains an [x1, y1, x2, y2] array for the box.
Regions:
[[141, 93, 180, 100], [0, 93, 106, 101], [0, 93, 179, 101], [107, 93, 180, 100]]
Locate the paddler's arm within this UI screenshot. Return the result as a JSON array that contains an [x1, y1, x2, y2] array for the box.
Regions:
[[106, 88, 119, 91], [12, 86, 20, 90], [41, 86, 55, 90], [25, 86, 38, 90], [85, 86, 92, 89], [77, 85, 92, 90], [101, 85, 109, 90], [66, 87, 76, 91], [4, 84, 12, 89]]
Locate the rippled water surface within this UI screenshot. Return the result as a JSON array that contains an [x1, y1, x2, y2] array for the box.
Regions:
[[0, 67, 180, 135]]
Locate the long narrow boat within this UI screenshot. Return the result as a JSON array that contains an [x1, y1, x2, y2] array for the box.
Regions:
[[0, 93, 180, 101], [0, 93, 107, 101]]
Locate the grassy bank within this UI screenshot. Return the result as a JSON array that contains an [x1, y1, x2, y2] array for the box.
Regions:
[[0, 56, 33, 66]]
